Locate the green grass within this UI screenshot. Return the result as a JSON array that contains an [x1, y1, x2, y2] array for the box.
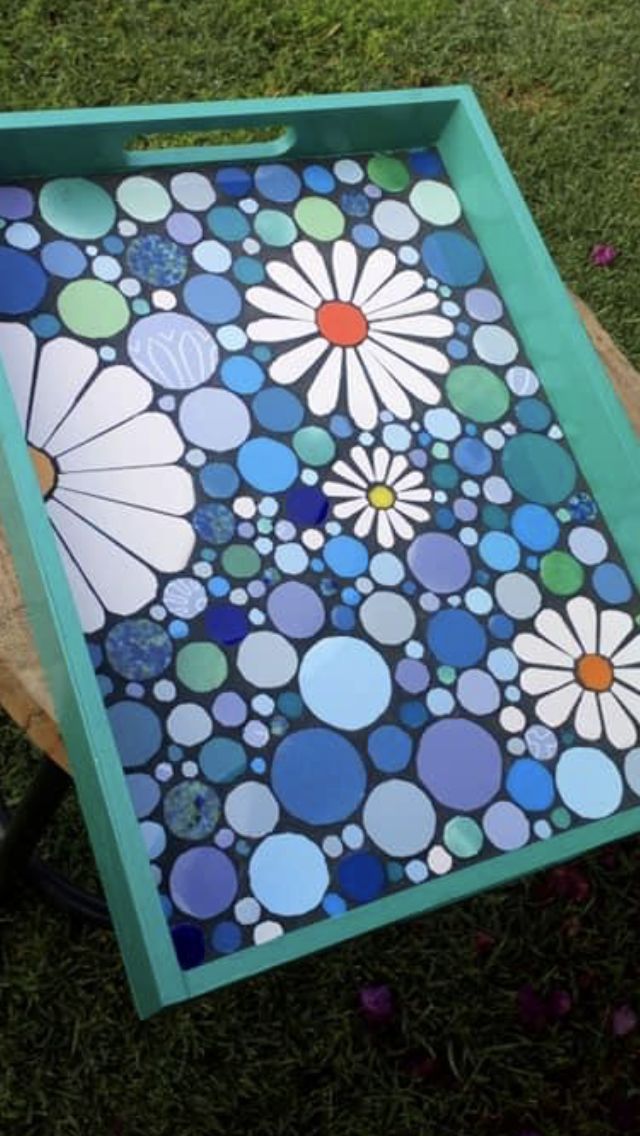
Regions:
[[1, 1, 639, 1133]]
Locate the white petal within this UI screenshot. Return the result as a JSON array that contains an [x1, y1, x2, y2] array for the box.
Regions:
[[333, 498, 368, 520], [47, 499, 158, 616], [349, 445, 375, 482], [332, 241, 358, 302], [536, 682, 582, 728], [27, 338, 99, 448], [54, 488, 195, 573], [57, 465, 194, 516], [323, 481, 365, 500], [566, 595, 598, 654], [374, 509, 394, 548], [46, 367, 152, 456], [393, 499, 430, 524], [58, 413, 184, 473], [266, 260, 323, 309], [0, 322, 37, 431], [355, 342, 412, 420], [346, 350, 377, 430], [352, 248, 396, 308], [370, 315, 456, 339], [292, 241, 334, 300], [599, 691, 637, 749], [54, 534, 104, 634], [611, 631, 640, 668], [574, 690, 602, 740], [366, 291, 439, 320], [387, 507, 414, 541], [386, 454, 409, 486], [610, 681, 640, 726], [363, 270, 423, 315], [369, 329, 451, 372], [613, 666, 640, 693], [520, 667, 575, 696], [372, 446, 391, 482], [246, 285, 315, 322], [327, 458, 368, 489], [363, 339, 443, 404], [269, 336, 328, 386], [246, 317, 317, 343], [394, 470, 427, 492], [396, 487, 432, 503], [600, 608, 635, 657], [307, 347, 343, 418], [353, 505, 375, 538], [513, 632, 575, 669], [534, 608, 582, 660]]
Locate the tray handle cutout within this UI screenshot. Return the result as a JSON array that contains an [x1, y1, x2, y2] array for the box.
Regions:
[[123, 123, 297, 168]]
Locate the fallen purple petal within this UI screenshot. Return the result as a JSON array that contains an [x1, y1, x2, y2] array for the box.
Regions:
[[590, 242, 619, 266], [612, 1004, 638, 1037], [359, 984, 395, 1024], [517, 984, 548, 1031], [546, 988, 572, 1021]]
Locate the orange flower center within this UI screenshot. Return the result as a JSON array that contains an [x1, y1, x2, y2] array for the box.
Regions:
[[575, 653, 614, 692], [316, 300, 368, 347], [28, 445, 56, 499]]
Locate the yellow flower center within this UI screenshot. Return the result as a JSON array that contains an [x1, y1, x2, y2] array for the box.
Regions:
[[575, 653, 614, 693], [28, 446, 56, 499], [367, 483, 396, 510]]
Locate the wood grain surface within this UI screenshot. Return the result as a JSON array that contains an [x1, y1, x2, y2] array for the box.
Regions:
[[0, 294, 638, 777]]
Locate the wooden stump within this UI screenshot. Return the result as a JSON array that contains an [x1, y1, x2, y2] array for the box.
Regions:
[[0, 295, 638, 777]]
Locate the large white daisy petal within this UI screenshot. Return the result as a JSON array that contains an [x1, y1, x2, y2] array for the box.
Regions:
[[48, 499, 158, 616], [55, 489, 194, 573], [327, 459, 368, 489], [369, 314, 457, 339], [374, 509, 394, 548], [246, 285, 315, 322], [365, 291, 440, 321], [574, 690, 602, 740], [54, 534, 104, 634], [269, 336, 328, 386], [393, 500, 430, 524], [58, 413, 185, 473], [349, 445, 375, 482], [246, 317, 317, 343], [369, 329, 451, 372], [57, 466, 195, 516], [363, 340, 442, 405], [307, 347, 343, 418], [386, 454, 409, 486], [355, 342, 412, 420], [363, 270, 424, 315], [599, 691, 637, 749], [323, 481, 366, 500], [600, 608, 635, 658], [292, 241, 334, 300], [266, 260, 323, 308], [396, 487, 432, 503], [346, 350, 377, 430], [566, 595, 598, 654], [332, 241, 358, 302], [46, 367, 152, 456], [353, 505, 375, 539], [29, 337, 100, 448], [0, 322, 37, 431], [387, 507, 414, 541], [333, 497, 368, 520], [535, 682, 582, 728], [394, 470, 429, 493], [609, 681, 640, 726], [352, 248, 396, 308], [611, 631, 640, 668], [613, 666, 640, 693], [533, 609, 582, 659], [520, 667, 575, 696], [513, 632, 575, 669], [372, 446, 391, 482]]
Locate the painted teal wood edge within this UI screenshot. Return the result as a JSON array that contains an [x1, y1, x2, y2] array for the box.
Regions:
[[0, 361, 187, 1018], [0, 87, 462, 178], [440, 89, 640, 585], [0, 85, 639, 1016]]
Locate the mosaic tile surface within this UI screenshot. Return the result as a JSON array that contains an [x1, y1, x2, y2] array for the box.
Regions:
[[1, 150, 640, 972]]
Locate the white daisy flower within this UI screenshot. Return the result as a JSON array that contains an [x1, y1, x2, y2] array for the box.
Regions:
[[323, 444, 431, 548], [514, 595, 640, 749], [0, 323, 195, 633], [246, 239, 453, 430]]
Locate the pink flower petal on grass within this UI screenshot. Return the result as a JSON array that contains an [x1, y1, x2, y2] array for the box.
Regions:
[[590, 243, 619, 266]]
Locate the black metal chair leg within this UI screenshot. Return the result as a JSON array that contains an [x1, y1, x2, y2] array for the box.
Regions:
[[0, 755, 111, 927]]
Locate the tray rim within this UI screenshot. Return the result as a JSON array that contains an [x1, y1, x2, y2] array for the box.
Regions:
[[1, 84, 639, 1018]]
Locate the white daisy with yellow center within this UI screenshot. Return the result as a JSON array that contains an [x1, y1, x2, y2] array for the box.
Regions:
[[323, 444, 432, 548]]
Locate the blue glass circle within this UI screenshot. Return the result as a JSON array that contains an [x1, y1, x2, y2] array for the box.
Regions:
[[506, 758, 554, 811], [324, 535, 368, 578], [199, 462, 240, 499], [205, 603, 249, 645], [338, 853, 385, 902], [515, 397, 552, 432], [238, 438, 299, 492], [479, 532, 521, 571], [427, 609, 487, 666], [41, 239, 87, 279], [252, 387, 304, 432], [453, 437, 492, 475], [511, 504, 560, 552], [285, 485, 329, 525], [422, 231, 485, 286], [255, 164, 301, 203], [212, 921, 242, 954], [221, 354, 264, 394], [172, 923, 206, 969], [367, 724, 412, 772], [592, 562, 632, 604], [215, 167, 252, 197], [272, 728, 366, 823], [303, 165, 336, 194]]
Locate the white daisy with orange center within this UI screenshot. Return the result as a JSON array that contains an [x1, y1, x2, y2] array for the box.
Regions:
[[246, 240, 454, 430], [323, 444, 432, 548], [514, 595, 640, 749]]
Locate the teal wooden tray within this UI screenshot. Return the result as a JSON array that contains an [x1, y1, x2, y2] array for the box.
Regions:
[[1, 87, 639, 1019]]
